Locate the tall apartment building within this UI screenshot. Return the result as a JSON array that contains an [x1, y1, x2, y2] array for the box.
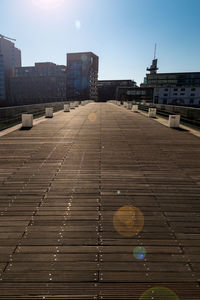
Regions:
[[0, 35, 21, 105], [66, 52, 98, 101], [11, 62, 67, 105]]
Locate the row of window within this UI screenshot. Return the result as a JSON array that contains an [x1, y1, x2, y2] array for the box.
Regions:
[[162, 99, 200, 104], [163, 93, 196, 96], [164, 88, 196, 91], [149, 74, 200, 80]]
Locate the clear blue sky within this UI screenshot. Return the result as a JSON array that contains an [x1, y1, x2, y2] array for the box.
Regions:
[[1, 0, 200, 85]]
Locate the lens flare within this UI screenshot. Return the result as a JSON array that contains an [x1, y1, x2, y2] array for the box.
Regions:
[[140, 286, 179, 300], [88, 112, 97, 122], [113, 205, 144, 237], [133, 246, 146, 260], [75, 20, 81, 30]]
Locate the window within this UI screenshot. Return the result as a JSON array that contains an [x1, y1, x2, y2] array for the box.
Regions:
[[164, 93, 168, 96], [174, 88, 178, 91], [157, 75, 165, 80], [154, 96, 158, 103], [190, 99, 194, 104], [181, 88, 185, 91], [164, 88, 168, 91], [168, 75, 177, 80], [180, 93, 185, 95], [167, 80, 176, 84], [190, 93, 195, 96], [163, 98, 167, 104], [173, 93, 177, 96], [191, 88, 196, 91]]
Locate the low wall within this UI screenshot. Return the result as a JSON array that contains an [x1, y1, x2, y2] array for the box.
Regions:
[[138, 103, 200, 126], [0, 101, 66, 131]]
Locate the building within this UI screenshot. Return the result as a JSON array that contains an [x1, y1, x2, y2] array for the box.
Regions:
[[66, 52, 98, 101], [143, 54, 200, 88], [144, 72, 200, 87], [0, 55, 6, 102], [0, 35, 21, 106], [116, 86, 154, 103], [153, 86, 200, 106], [10, 62, 67, 105], [98, 80, 136, 102], [141, 57, 200, 106]]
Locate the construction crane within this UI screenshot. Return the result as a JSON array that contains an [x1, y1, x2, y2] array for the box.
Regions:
[[0, 34, 16, 41]]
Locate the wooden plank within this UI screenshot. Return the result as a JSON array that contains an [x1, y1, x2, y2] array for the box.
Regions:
[[2, 271, 97, 282], [7, 262, 98, 272], [99, 271, 197, 282], [20, 238, 98, 246], [100, 262, 190, 272], [16, 246, 98, 253], [12, 253, 97, 262]]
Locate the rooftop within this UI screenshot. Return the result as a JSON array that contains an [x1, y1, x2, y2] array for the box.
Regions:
[[0, 103, 200, 299]]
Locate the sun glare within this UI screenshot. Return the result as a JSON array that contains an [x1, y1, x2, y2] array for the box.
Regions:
[[32, 0, 65, 10]]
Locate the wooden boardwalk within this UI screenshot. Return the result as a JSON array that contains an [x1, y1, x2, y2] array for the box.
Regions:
[[0, 103, 200, 299]]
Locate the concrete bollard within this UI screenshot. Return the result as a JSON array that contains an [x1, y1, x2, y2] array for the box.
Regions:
[[132, 105, 138, 112], [22, 114, 33, 128], [148, 108, 156, 118], [45, 107, 53, 118], [127, 102, 132, 110], [64, 104, 70, 112], [70, 102, 75, 109], [168, 115, 180, 128], [75, 101, 79, 107]]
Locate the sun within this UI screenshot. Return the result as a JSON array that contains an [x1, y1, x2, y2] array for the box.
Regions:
[[32, 0, 65, 10]]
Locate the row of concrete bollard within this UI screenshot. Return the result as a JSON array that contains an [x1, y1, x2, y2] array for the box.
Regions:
[[108, 100, 140, 113], [21, 100, 94, 129], [108, 100, 181, 128]]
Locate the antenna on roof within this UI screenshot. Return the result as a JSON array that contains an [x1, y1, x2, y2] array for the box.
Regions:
[[146, 43, 159, 74], [154, 43, 157, 60]]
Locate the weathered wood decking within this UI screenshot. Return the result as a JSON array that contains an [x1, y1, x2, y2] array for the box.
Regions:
[[0, 103, 200, 299]]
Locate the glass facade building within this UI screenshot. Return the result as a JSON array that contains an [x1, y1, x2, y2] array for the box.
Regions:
[[66, 52, 98, 101]]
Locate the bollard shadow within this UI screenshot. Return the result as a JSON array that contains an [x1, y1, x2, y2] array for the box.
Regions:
[[171, 127, 189, 132], [19, 127, 32, 131]]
